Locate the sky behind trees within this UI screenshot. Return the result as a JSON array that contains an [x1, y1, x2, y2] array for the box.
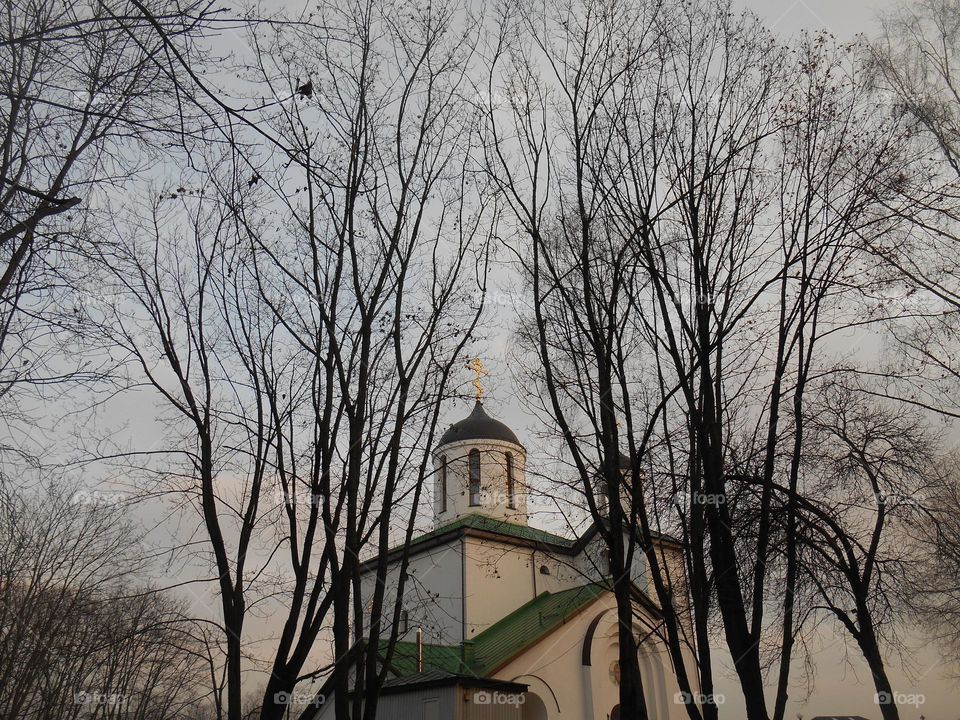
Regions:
[[3, 0, 958, 718]]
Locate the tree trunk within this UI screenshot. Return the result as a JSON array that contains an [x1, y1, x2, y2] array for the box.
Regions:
[[858, 620, 900, 720], [613, 572, 648, 720]]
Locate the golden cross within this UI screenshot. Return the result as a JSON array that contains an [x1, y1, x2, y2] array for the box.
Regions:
[[466, 358, 488, 401]]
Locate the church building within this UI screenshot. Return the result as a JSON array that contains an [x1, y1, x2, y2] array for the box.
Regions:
[[311, 399, 698, 720]]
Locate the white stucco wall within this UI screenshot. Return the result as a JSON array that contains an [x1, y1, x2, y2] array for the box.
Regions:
[[568, 532, 649, 592], [365, 530, 671, 643], [356, 531, 696, 720], [360, 540, 466, 645], [528, 549, 593, 595], [492, 592, 694, 720], [463, 537, 538, 638]]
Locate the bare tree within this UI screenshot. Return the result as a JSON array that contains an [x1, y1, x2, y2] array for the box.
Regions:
[[866, 2, 960, 677], [81, 1, 494, 718], [862, 0, 960, 422], [913, 458, 960, 671], [485, 1, 926, 717], [606, 5, 787, 716], [747, 384, 941, 720], [0, 0, 213, 451], [4, 1, 952, 719], [611, 21, 925, 720], [871, 0, 960, 176], [479, 0, 679, 715], [0, 478, 207, 720]]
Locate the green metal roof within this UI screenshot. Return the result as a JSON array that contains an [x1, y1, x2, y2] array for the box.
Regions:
[[384, 641, 471, 676], [409, 513, 576, 550], [470, 583, 605, 673], [382, 583, 606, 681]]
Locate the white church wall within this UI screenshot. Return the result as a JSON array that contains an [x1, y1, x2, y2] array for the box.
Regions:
[[460, 531, 664, 640], [529, 550, 590, 595], [573, 536, 609, 584], [360, 540, 466, 645], [645, 540, 694, 640], [311, 684, 523, 720], [358, 529, 677, 652], [463, 537, 538, 638], [493, 592, 695, 720], [494, 593, 619, 720], [373, 686, 459, 720], [433, 439, 528, 525], [568, 533, 650, 592]]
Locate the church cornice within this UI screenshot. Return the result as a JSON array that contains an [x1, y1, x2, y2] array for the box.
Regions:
[[358, 513, 680, 574], [358, 514, 575, 573]]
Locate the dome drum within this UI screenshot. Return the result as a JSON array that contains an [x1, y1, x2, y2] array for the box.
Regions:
[[433, 402, 527, 526]]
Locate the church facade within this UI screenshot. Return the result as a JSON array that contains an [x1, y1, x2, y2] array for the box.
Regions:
[[312, 401, 698, 720]]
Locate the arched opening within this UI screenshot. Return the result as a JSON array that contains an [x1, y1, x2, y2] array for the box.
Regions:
[[469, 449, 481, 505], [593, 628, 668, 720], [638, 643, 669, 718], [506, 452, 516, 508], [593, 474, 609, 515], [440, 455, 447, 512], [521, 692, 548, 720]]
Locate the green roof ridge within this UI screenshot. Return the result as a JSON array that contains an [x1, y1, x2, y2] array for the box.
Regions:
[[469, 582, 606, 674], [409, 513, 575, 549], [364, 514, 579, 567]]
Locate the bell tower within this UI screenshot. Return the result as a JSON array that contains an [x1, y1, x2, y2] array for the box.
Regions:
[[432, 361, 527, 527]]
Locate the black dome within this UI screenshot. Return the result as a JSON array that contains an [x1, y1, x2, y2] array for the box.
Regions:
[[438, 401, 522, 447]]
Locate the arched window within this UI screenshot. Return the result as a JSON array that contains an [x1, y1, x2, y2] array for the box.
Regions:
[[594, 475, 609, 514], [506, 452, 516, 509], [440, 455, 447, 513], [469, 449, 481, 505]]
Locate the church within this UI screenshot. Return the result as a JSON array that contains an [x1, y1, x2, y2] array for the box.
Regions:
[[311, 397, 698, 720]]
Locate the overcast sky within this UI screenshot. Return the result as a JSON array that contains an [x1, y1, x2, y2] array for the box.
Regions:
[[737, 0, 900, 38]]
